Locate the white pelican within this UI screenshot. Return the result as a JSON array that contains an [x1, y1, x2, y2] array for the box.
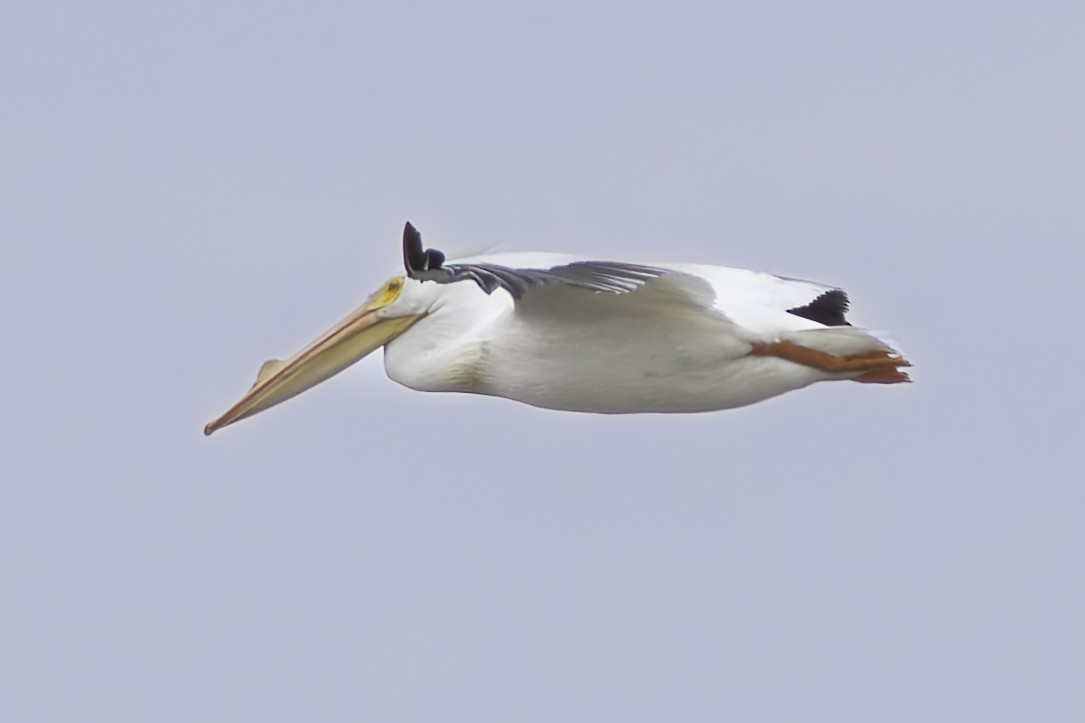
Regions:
[[204, 223, 910, 435]]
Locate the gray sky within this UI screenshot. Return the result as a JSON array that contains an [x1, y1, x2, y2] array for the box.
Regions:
[[3, 1, 1084, 721]]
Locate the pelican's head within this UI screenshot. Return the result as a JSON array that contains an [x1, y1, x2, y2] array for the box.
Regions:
[[204, 266, 439, 436]]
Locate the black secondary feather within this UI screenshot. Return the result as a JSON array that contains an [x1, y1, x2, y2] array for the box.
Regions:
[[786, 289, 851, 326]]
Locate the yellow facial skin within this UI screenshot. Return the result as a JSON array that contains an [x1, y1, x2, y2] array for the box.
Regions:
[[204, 276, 419, 435]]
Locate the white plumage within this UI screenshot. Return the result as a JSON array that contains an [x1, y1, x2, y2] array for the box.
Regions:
[[205, 223, 910, 435]]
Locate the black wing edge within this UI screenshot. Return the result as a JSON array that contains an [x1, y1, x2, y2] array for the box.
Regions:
[[401, 222, 506, 294], [786, 289, 851, 326], [403, 222, 446, 275], [401, 221, 667, 299]]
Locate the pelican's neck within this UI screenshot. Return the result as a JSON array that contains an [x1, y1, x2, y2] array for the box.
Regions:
[[383, 281, 512, 393]]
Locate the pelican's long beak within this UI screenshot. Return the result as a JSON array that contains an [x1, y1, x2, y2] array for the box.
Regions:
[[204, 297, 420, 436]]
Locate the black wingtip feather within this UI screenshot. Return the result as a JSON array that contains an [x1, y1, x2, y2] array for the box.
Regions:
[[402, 222, 445, 274], [402, 222, 422, 273], [787, 289, 851, 326]]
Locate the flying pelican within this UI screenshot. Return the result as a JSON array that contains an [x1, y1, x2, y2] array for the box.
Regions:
[[204, 223, 910, 435]]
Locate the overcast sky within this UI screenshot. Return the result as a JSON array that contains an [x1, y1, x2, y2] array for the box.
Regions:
[[3, 1, 1084, 721]]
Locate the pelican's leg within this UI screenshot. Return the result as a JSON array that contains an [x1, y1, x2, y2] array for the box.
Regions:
[[749, 340, 911, 382]]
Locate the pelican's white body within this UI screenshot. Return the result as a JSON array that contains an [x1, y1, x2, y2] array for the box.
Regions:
[[382, 254, 897, 413]]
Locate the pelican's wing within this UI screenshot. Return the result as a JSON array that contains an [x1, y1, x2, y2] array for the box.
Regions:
[[403, 222, 668, 298], [402, 222, 851, 330], [492, 260, 855, 336], [469, 258, 852, 334]]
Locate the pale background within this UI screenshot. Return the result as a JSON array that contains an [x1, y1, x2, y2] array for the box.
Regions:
[[3, 2, 1083, 721]]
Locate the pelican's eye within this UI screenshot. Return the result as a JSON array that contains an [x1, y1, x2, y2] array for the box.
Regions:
[[373, 276, 406, 307]]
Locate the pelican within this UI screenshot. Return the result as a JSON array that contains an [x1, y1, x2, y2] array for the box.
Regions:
[[204, 223, 910, 435]]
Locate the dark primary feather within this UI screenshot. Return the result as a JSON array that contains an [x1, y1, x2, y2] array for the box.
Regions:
[[402, 222, 446, 272]]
